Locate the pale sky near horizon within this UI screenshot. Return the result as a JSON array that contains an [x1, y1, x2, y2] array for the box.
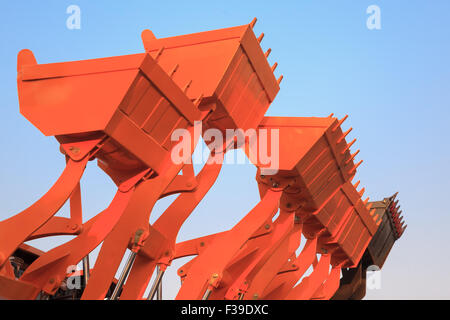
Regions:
[[1, 1, 449, 299]]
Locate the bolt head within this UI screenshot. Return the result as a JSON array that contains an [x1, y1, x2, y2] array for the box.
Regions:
[[69, 146, 80, 154]]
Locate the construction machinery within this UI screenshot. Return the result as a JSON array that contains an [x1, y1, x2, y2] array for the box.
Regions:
[[0, 19, 406, 300]]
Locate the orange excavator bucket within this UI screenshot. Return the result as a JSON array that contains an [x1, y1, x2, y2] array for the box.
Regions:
[[0, 19, 405, 300]]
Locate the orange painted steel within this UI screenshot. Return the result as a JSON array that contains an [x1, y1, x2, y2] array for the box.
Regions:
[[0, 18, 405, 300]]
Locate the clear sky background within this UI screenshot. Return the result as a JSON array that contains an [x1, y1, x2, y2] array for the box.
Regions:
[[0, 0, 449, 299]]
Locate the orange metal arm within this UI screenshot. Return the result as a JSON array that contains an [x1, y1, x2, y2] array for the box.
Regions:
[[0, 157, 88, 268], [176, 189, 282, 300]]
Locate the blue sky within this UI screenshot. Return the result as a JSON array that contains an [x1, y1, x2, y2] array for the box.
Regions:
[[0, 1, 449, 299]]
